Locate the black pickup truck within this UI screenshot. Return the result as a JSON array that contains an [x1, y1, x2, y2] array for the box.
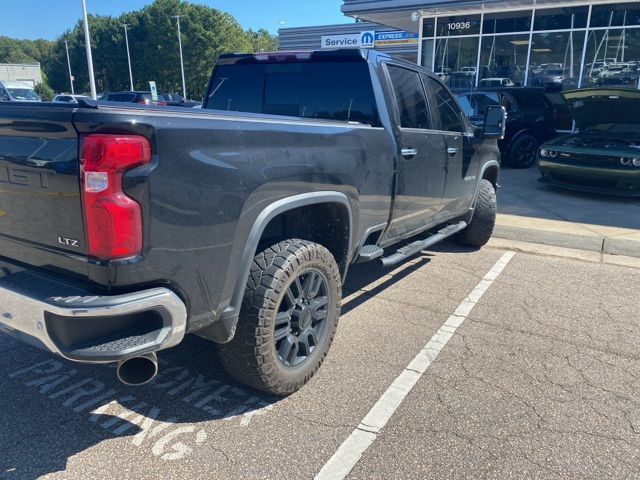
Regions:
[[0, 49, 505, 395]]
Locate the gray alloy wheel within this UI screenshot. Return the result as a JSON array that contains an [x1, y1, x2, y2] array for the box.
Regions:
[[218, 239, 341, 395]]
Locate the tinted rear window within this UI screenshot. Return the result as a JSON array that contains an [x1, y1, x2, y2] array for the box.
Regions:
[[107, 93, 136, 102], [205, 61, 379, 125], [387, 65, 432, 130], [510, 91, 548, 110]]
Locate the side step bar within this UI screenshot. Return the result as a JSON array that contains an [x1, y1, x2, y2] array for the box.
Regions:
[[379, 221, 467, 268]]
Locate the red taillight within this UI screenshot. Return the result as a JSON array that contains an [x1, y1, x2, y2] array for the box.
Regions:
[[80, 134, 151, 260]]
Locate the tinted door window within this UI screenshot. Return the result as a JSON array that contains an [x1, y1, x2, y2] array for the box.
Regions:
[[107, 93, 135, 102], [387, 66, 432, 129], [456, 92, 500, 118], [206, 61, 379, 125], [424, 77, 465, 133], [0, 89, 9, 101]]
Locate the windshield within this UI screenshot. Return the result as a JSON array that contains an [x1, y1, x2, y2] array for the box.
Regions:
[[7, 88, 40, 101]]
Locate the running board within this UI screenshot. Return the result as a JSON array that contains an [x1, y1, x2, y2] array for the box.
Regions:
[[379, 221, 467, 268], [355, 245, 385, 264]]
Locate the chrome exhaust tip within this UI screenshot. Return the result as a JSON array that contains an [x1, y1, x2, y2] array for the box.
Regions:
[[116, 352, 158, 386]]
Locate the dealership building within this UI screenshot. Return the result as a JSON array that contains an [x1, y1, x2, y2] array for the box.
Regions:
[[280, 0, 640, 91], [0, 63, 43, 87]]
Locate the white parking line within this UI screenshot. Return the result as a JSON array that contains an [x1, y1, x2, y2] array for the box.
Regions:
[[315, 251, 516, 480]]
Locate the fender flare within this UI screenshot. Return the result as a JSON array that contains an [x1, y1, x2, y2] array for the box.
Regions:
[[198, 191, 353, 344]]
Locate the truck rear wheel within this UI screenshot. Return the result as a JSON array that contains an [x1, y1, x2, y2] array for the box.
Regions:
[[455, 179, 497, 248], [218, 239, 341, 395]]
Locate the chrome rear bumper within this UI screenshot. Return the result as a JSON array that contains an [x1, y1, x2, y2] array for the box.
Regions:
[[0, 268, 186, 363]]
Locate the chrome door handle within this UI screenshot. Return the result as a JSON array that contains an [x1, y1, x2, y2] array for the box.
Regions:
[[402, 148, 418, 158], [447, 147, 459, 156]]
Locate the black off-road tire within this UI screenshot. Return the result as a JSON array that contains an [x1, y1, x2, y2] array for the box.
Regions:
[[506, 134, 540, 169], [218, 239, 341, 395], [455, 180, 497, 248]]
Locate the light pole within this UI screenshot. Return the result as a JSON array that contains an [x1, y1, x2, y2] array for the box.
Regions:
[[123, 23, 134, 91], [173, 15, 187, 99], [81, 0, 97, 99], [64, 40, 75, 94]]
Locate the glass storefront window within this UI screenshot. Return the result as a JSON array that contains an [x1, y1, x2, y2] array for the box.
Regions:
[[422, 18, 436, 38], [528, 31, 585, 91], [422, 39, 435, 71], [534, 7, 589, 31], [434, 37, 479, 89], [582, 28, 640, 88], [419, 4, 640, 94], [479, 35, 529, 88], [590, 3, 640, 28], [483, 11, 532, 34], [436, 15, 482, 37]]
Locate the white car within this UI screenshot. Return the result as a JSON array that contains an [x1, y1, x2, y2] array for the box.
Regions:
[[53, 94, 92, 103], [480, 78, 515, 87]]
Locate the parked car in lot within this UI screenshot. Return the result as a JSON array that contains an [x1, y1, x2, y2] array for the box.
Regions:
[[533, 63, 564, 73], [539, 88, 640, 196], [594, 63, 640, 87], [0, 80, 41, 102], [100, 91, 167, 106], [52, 94, 92, 103], [456, 87, 557, 168], [480, 78, 515, 87], [531, 68, 579, 91], [161, 93, 199, 107], [0, 49, 505, 395]]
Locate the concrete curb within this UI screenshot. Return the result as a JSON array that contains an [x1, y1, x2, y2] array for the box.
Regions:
[[494, 223, 640, 259]]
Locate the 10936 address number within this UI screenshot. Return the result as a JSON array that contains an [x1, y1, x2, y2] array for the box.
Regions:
[[448, 22, 472, 31]]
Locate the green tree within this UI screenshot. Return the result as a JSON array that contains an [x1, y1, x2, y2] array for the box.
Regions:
[[248, 29, 279, 53], [3, 0, 280, 99], [34, 82, 55, 101]]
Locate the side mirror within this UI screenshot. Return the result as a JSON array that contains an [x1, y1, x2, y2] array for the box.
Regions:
[[483, 105, 507, 140]]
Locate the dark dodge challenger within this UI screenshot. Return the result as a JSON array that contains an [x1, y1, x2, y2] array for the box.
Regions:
[[538, 88, 640, 196]]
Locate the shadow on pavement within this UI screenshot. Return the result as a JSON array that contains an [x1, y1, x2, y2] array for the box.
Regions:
[[0, 334, 283, 479], [0, 240, 459, 479]]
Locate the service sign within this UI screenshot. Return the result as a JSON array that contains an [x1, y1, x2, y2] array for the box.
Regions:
[[374, 31, 419, 47], [321, 31, 375, 49]]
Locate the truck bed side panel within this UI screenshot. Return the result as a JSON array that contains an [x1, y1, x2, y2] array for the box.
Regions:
[[73, 107, 394, 330]]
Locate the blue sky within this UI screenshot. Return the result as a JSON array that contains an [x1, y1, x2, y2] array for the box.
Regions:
[[1, 0, 352, 40]]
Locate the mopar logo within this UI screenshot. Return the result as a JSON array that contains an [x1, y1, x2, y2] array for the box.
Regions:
[[361, 32, 375, 48]]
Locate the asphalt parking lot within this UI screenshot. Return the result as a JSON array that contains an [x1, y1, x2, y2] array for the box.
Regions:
[[1, 243, 639, 479]]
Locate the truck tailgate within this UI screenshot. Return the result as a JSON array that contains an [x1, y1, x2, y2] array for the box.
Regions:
[[0, 105, 86, 255]]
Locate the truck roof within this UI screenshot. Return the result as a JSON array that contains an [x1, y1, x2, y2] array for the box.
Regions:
[[216, 48, 409, 66], [216, 49, 433, 80]]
